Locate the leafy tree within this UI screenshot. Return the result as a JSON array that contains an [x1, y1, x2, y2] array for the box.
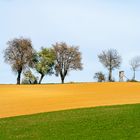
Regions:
[[4, 37, 35, 84], [53, 42, 83, 84], [22, 70, 38, 84], [129, 56, 140, 80], [94, 72, 106, 82], [98, 49, 121, 82], [35, 47, 55, 84]]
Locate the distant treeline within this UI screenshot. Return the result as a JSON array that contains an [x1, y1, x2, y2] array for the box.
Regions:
[[3, 37, 140, 84]]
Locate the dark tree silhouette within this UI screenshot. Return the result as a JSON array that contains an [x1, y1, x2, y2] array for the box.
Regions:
[[53, 42, 83, 84], [94, 72, 106, 82], [4, 37, 35, 84], [98, 49, 122, 82], [129, 56, 140, 80]]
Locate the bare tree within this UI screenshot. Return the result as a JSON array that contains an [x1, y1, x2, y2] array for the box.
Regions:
[[98, 49, 122, 82], [53, 42, 83, 84], [94, 72, 106, 82], [129, 56, 140, 80], [4, 37, 35, 84]]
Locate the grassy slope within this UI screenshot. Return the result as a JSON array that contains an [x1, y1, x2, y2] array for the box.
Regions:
[[0, 104, 140, 140]]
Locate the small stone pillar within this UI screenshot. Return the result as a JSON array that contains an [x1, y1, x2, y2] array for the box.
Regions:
[[119, 71, 124, 82]]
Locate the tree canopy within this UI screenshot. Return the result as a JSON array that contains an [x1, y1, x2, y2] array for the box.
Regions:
[[98, 49, 121, 81], [4, 37, 35, 84], [129, 56, 140, 80], [53, 42, 83, 83], [34, 47, 56, 84]]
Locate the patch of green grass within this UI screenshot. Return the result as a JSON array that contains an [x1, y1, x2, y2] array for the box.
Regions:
[[0, 104, 140, 140]]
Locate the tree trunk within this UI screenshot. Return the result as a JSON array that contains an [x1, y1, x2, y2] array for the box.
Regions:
[[60, 71, 65, 84], [133, 70, 136, 80], [39, 74, 44, 84], [60, 73, 65, 84], [29, 80, 32, 84], [17, 70, 22, 85], [60, 75, 65, 84], [108, 68, 112, 82]]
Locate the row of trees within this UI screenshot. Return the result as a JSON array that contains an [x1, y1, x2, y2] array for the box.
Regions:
[[4, 37, 83, 84], [94, 49, 140, 82], [4, 37, 140, 84]]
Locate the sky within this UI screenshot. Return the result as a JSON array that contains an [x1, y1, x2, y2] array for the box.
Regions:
[[0, 0, 140, 84]]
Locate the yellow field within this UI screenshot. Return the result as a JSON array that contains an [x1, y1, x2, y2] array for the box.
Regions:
[[0, 82, 140, 118]]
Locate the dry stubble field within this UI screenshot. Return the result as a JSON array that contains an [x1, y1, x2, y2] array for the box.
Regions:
[[0, 82, 140, 118]]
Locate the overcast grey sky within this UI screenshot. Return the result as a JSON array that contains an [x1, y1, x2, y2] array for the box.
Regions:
[[0, 0, 140, 84]]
